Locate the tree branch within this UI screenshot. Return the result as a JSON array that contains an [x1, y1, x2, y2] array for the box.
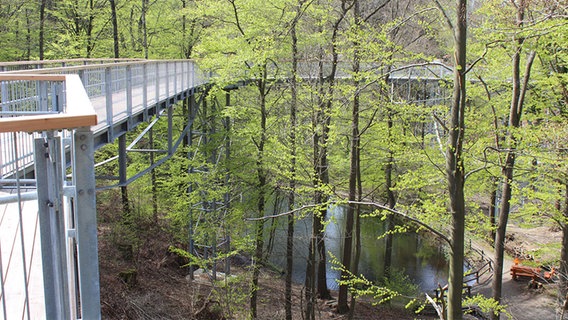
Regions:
[[433, 0, 454, 32], [245, 200, 452, 247]]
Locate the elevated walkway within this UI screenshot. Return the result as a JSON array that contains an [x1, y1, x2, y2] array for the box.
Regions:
[[0, 60, 209, 320], [0, 59, 451, 319]]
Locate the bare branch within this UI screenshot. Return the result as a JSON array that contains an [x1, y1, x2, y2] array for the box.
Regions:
[[433, 0, 454, 31], [245, 201, 452, 247]]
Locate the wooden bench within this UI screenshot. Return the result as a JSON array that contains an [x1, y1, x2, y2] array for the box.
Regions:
[[510, 258, 541, 280]]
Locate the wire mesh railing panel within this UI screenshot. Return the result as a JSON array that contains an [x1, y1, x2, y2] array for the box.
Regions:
[[0, 132, 39, 180], [0, 80, 63, 116], [80, 68, 106, 98], [0, 78, 67, 181], [146, 63, 157, 107]]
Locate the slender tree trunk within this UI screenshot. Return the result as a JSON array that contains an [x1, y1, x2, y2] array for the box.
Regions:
[[491, 3, 536, 318], [446, 1, 467, 319], [39, 0, 47, 60], [141, 0, 148, 59], [25, 10, 31, 60], [338, 1, 361, 309], [285, 4, 300, 318], [251, 76, 268, 319], [384, 109, 396, 279], [349, 110, 363, 320], [559, 183, 568, 308], [490, 178, 497, 244], [110, 0, 120, 58]]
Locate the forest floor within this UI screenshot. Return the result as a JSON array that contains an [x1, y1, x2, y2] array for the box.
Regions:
[[98, 218, 439, 320], [98, 213, 562, 319]]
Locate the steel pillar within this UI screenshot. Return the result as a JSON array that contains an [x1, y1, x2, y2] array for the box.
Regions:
[[72, 127, 101, 320], [35, 135, 71, 320]]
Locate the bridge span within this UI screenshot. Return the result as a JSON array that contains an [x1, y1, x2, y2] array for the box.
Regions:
[[0, 59, 450, 319]]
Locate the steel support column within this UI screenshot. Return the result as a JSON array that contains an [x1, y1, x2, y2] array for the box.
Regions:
[[72, 127, 101, 320], [35, 135, 71, 320]]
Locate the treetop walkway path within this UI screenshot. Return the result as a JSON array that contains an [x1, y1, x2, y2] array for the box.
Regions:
[[0, 59, 209, 320], [0, 59, 451, 319]]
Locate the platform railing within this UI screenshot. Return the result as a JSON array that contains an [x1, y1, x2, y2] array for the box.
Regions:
[[1, 60, 208, 180], [0, 74, 100, 319]]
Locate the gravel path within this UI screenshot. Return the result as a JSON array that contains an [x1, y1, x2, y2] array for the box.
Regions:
[[469, 230, 559, 320]]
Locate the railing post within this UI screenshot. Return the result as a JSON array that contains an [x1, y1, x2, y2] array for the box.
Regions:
[[38, 80, 48, 112], [73, 127, 101, 320], [105, 67, 114, 141], [126, 65, 133, 129], [181, 61, 185, 92], [53, 82, 64, 112], [173, 62, 177, 95], [155, 62, 160, 104], [1, 81, 7, 112], [165, 62, 170, 99], [35, 134, 71, 320], [143, 63, 148, 121], [189, 62, 194, 89]]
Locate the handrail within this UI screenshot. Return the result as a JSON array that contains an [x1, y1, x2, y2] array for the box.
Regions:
[[0, 59, 198, 74], [0, 74, 97, 132], [0, 58, 145, 71]]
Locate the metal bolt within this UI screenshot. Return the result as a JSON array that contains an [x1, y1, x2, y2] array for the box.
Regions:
[[81, 144, 87, 151], [46, 201, 54, 208], [78, 189, 85, 196]]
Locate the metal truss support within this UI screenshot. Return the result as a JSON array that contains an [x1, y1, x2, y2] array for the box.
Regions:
[[187, 90, 231, 280]]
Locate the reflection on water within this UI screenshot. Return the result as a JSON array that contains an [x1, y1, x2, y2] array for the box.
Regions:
[[267, 205, 449, 292]]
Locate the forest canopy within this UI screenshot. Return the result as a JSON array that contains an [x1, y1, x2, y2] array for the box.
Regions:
[[2, 0, 567, 319]]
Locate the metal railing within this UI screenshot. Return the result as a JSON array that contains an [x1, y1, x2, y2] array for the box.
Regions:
[[0, 59, 208, 320], [1, 60, 208, 181], [0, 73, 99, 319]]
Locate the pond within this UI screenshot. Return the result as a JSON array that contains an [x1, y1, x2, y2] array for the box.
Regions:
[[267, 205, 449, 292]]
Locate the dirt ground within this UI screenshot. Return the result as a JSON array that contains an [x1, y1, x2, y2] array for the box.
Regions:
[[98, 221, 437, 320], [98, 218, 564, 320]]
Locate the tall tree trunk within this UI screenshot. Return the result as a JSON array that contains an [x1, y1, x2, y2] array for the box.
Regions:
[[338, 1, 361, 311], [39, 0, 48, 60], [446, 0, 467, 319], [141, 0, 148, 59], [285, 3, 301, 318], [251, 76, 268, 319], [317, 2, 352, 302], [39, 0, 47, 60], [384, 109, 396, 280], [349, 109, 363, 320], [491, 3, 536, 318], [560, 183, 568, 308], [490, 178, 497, 243], [25, 9, 31, 60], [110, 0, 120, 58], [86, 0, 94, 57]]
